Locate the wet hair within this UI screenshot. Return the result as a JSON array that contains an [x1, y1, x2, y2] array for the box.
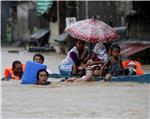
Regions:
[[12, 60, 22, 69], [36, 69, 48, 82], [33, 54, 44, 62], [110, 44, 121, 52]]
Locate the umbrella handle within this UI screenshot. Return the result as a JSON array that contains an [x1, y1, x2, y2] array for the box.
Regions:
[[93, 16, 96, 20]]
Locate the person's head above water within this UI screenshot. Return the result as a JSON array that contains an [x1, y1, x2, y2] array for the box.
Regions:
[[33, 54, 44, 64], [12, 60, 23, 77], [36, 69, 50, 85], [75, 39, 85, 51]]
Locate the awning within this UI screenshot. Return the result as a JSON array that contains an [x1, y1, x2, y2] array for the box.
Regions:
[[120, 43, 150, 57]]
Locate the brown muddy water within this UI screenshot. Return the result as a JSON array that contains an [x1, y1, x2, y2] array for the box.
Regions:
[[1, 47, 150, 118]]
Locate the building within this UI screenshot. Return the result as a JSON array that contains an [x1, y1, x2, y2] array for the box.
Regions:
[[58, 1, 150, 42], [57, 1, 150, 63], [1, 1, 54, 45]]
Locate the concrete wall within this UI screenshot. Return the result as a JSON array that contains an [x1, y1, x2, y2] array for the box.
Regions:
[[1, 1, 30, 42], [16, 2, 30, 41], [128, 1, 150, 41], [77, 1, 126, 27], [76, 1, 150, 41]]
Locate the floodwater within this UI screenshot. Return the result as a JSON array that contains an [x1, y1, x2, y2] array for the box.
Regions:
[[2, 80, 150, 118], [1, 47, 150, 118]]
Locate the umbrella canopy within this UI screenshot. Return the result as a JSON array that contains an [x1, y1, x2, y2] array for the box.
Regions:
[[65, 18, 119, 43]]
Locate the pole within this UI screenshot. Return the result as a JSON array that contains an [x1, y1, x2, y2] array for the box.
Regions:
[[85, 0, 88, 19], [56, 0, 60, 34], [66, 1, 77, 51]]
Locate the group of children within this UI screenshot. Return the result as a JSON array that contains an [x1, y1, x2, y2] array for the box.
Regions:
[[3, 40, 144, 85], [59, 40, 144, 82], [64, 44, 123, 82]]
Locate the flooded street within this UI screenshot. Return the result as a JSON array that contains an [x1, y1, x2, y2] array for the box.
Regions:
[[1, 47, 150, 118], [1, 1, 150, 118]]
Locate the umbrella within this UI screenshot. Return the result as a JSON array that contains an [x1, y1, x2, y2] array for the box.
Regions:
[[65, 17, 119, 43]]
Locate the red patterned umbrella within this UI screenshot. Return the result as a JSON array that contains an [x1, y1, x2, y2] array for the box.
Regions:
[[65, 18, 119, 43]]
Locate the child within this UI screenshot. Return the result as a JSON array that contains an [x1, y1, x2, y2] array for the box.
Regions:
[[104, 44, 124, 81], [78, 51, 101, 75], [63, 43, 108, 82], [124, 61, 137, 76], [87, 43, 108, 77], [4, 60, 25, 80], [36, 69, 51, 85], [123, 60, 144, 76], [33, 54, 53, 74], [33, 54, 44, 64]]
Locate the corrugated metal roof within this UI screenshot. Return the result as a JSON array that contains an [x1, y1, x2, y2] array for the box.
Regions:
[[120, 43, 150, 57]]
